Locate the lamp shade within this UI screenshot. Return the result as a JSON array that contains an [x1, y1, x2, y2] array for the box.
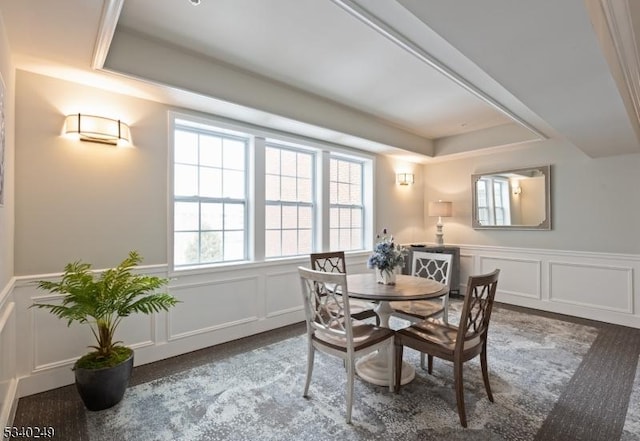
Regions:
[[64, 114, 131, 146], [428, 200, 452, 217]]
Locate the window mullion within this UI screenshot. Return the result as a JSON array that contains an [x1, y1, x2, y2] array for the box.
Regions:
[[253, 136, 266, 261], [319, 150, 330, 252]]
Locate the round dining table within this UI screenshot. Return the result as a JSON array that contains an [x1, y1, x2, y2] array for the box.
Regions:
[[346, 272, 448, 386]]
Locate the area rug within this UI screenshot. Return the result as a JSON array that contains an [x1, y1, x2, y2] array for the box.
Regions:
[[622, 357, 640, 441], [86, 307, 598, 441]]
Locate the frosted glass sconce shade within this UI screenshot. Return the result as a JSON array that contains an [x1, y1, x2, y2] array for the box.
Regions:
[[396, 173, 415, 185], [64, 114, 131, 146]]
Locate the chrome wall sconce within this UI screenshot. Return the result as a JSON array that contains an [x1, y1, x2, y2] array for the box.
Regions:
[[396, 173, 415, 186], [63, 113, 131, 146]]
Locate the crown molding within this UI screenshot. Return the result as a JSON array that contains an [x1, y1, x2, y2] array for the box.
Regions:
[[330, 0, 547, 142], [91, 0, 125, 69], [600, 0, 640, 127]]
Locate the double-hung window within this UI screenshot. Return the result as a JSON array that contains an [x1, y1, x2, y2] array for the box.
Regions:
[[173, 120, 248, 267], [265, 143, 315, 258], [476, 176, 511, 226], [329, 156, 364, 251], [170, 113, 373, 271], [476, 179, 490, 225]]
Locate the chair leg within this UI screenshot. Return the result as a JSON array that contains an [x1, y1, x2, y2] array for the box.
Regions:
[[453, 360, 467, 428], [388, 340, 395, 393], [480, 344, 494, 402], [303, 342, 314, 397], [346, 359, 355, 424], [394, 342, 404, 393], [443, 294, 449, 325], [420, 353, 426, 370], [428, 355, 433, 374]]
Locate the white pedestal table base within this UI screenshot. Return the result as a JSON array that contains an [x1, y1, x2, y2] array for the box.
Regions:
[[354, 299, 415, 387]]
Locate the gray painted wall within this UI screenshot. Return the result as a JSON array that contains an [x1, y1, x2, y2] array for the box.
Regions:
[[14, 71, 427, 275], [423, 141, 640, 254], [0, 18, 14, 290]]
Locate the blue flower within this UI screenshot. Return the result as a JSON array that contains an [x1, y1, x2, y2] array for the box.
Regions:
[[367, 229, 407, 273]]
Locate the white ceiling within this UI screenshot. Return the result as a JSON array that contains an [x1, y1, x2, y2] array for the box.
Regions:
[[2, 0, 639, 161]]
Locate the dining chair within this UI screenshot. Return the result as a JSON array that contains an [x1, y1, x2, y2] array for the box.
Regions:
[[391, 251, 452, 368], [298, 266, 395, 424], [310, 251, 379, 325], [393, 269, 500, 428]]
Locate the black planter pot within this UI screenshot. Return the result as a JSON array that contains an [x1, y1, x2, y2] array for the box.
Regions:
[[74, 352, 134, 411]]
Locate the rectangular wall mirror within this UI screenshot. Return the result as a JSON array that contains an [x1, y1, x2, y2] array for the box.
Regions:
[[471, 165, 551, 230]]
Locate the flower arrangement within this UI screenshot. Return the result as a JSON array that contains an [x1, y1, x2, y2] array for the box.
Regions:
[[367, 228, 407, 284]]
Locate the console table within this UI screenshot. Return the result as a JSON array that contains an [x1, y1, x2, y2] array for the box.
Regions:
[[401, 245, 461, 294]]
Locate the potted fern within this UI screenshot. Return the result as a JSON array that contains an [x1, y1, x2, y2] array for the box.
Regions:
[[32, 251, 178, 411]]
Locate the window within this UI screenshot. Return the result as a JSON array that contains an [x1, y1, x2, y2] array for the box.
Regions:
[[476, 176, 511, 226], [329, 157, 364, 251], [170, 113, 373, 271], [173, 121, 248, 267], [476, 179, 490, 225], [265, 144, 315, 258]]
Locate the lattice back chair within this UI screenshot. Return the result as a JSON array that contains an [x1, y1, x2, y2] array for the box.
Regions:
[[394, 269, 500, 427], [310, 252, 379, 325], [391, 251, 452, 368], [298, 267, 395, 424], [392, 251, 453, 321]]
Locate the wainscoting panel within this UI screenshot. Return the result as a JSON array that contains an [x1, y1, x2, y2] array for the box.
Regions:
[[549, 261, 633, 313], [30, 294, 156, 373], [479, 256, 541, 300], [115, 314, 156, 350], [0, 293, 18, 432], [31, 301, 92, 372], [458, 253, 474, 293], [168, 276, 261, 341], [265, 270, 302, 318], [459, 245, 640, 328]]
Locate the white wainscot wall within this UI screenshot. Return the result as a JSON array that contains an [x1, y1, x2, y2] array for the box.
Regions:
[[458, 245, 640, 328], [0, 281, 17, 431], [5, 247, 640, 405], [9, 253, 372, 399]]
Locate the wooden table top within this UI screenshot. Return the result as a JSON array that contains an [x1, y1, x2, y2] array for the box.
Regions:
[[346, 273, 447, 302]]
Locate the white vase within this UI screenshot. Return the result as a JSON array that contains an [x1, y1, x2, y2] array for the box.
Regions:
[[376, 269, 397, 285]]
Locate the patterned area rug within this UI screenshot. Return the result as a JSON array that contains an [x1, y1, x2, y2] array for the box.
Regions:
[[622, 357, 640, 441], [86, 307, 598, 441]]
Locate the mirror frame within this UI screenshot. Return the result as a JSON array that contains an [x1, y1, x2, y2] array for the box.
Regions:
[[471, 165, 551, 230]]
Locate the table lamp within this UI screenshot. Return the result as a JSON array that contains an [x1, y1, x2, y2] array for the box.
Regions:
[[428, 200, 452, 245]]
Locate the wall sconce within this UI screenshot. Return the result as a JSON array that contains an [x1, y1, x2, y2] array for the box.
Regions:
[[513, 185, 522, 195], [396, 173, 415, 186], [428, 200, 452, 245], [63, 113, 131, 146]]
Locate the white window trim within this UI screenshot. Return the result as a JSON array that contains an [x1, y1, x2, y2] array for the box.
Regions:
[[168, 110, 376, 274], [264, 141, 317, 259], [170, 116, 251, 270]]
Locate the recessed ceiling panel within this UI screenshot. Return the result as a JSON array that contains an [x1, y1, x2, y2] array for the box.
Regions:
[[117, 0, 510, 138]]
